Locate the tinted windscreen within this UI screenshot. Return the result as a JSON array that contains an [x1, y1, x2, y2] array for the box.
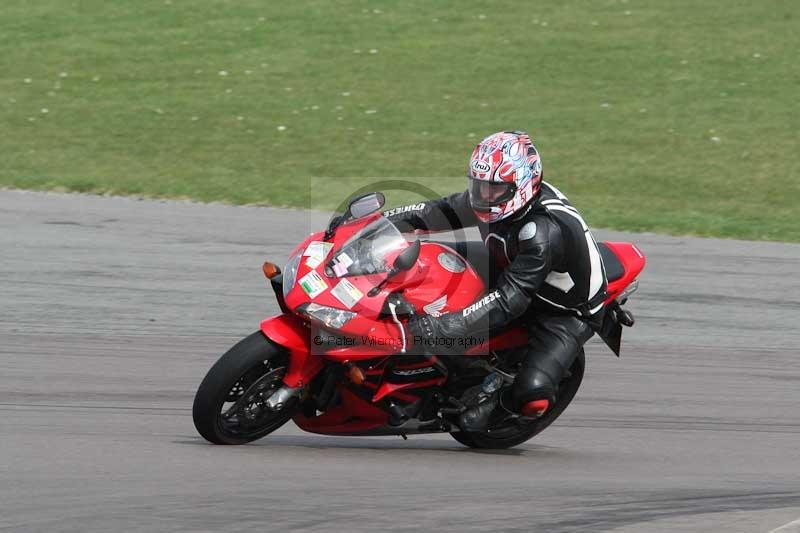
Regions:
[[327, 217, 407, 277]]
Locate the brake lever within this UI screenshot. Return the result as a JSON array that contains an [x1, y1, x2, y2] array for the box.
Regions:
[[387, 292, 416, 317]]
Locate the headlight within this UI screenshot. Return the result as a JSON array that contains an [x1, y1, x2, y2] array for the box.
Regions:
[[282, 252, 303, 298], [300, 303, 357, 329]]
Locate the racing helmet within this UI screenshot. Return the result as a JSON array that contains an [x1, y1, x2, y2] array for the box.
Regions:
[[467, 131, 543, 223]]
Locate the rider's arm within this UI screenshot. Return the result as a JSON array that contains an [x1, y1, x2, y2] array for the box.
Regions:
[[430, 215, 563, 338], [383, 190, 478, 233]]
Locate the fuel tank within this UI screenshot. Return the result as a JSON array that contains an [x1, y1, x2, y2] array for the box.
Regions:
[[401, 242, 485, 317]]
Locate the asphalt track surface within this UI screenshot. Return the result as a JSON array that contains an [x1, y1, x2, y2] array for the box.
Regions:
[[2, 189, 799, 532]]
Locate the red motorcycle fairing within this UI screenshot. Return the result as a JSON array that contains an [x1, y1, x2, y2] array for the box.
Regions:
[[372, 355, 448, 402], [294, 386, 389, 435], [322, 342, 398, 363], [602, 242, 646, 304], [282, 217, 486, 345], [372, 377, 447, 403], [260, 314, 324, 388]]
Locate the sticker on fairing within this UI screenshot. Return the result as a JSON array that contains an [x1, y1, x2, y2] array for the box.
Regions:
[[332, 262, 349, 277], [298, 270, 329, 298], [336, 253, 354, 268], [303, 241, 333, 268], [423, 295, 447, 317], [331, 252, 354, 276], [330, 279, 364, 309], [437, 252, 466, 274]]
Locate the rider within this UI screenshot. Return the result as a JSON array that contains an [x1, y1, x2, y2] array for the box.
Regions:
[[383, 131, 608, 433]]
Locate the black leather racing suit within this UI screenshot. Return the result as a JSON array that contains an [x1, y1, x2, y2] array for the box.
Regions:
[[384, 181, 608, 408]]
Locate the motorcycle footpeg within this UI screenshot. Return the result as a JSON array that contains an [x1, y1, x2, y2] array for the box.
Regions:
[[438, 407, 466, 416], [617, 308, 635, 327]]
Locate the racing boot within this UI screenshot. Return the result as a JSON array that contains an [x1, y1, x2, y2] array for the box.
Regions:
[[457, 372, 503, 433], [457, 391, 498, 432]]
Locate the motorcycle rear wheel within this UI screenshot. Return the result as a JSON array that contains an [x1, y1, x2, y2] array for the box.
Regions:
[[193, 331, 296, 445], [450, 350, 585, 450]]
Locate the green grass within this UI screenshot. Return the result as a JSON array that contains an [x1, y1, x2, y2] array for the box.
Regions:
[[1, 0, 798, 241]]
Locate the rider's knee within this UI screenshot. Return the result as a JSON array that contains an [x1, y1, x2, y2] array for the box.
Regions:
[[512, 365, 558, 406]]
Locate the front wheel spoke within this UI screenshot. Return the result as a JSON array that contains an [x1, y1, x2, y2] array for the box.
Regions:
[[222, 403, 243, 419], [220, 366, 286, 429]]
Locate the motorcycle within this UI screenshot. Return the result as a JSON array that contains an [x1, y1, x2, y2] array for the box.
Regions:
[[192, 192, 646, 449]]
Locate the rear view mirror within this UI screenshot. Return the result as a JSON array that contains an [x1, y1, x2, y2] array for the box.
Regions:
[[348, 192, 385, 219], [367, 239, 421, 297], [393, 239, 420, 272]]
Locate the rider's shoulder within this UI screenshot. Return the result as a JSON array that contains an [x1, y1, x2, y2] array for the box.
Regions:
[[539, 181, 571, 202], [516, 210, 560, 245]]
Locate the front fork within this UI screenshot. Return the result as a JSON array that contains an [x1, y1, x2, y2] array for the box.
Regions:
[[264, 385, 303, 411], [260, 314, 325, 404]]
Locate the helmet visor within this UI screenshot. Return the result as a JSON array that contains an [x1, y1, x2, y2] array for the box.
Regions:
[[468, 178, 516, 210]]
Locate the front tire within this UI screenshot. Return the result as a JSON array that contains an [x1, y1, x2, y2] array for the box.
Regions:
[[450, 350, 585, 449], [193, 331, 296, 444]]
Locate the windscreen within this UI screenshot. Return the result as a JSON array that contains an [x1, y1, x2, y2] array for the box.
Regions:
[[327, 217, 407, 277]]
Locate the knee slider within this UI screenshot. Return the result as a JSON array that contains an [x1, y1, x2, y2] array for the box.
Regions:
[[513, 366, 557, 407]]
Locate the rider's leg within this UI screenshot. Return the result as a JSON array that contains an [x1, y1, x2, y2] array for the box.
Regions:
[[512, 314, 594, 416], [457, 313, 593, 432]]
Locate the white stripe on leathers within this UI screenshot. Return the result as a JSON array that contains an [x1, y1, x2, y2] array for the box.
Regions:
[[539, 204, 606, 301]]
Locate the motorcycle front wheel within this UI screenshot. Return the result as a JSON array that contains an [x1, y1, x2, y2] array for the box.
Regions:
[[193, 331, 297, 444], [450, 350, 585, 450]]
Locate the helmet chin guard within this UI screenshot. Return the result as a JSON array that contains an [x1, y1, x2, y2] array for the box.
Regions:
[[467, 131, 542, 223]]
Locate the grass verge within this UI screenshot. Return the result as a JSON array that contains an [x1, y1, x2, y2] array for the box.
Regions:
[[1, 0, 797, 241]]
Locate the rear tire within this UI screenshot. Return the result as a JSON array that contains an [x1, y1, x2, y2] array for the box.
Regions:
[[450, 350, 585, 449], [193, 331, 296, 445]]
